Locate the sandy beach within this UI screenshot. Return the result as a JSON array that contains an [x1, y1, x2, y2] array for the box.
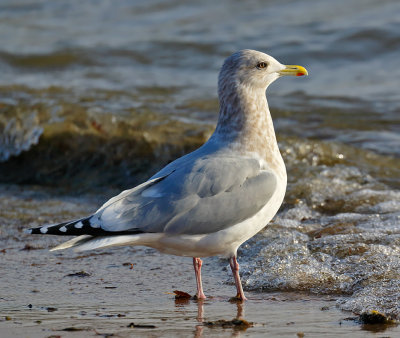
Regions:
[[0, 184, 398, 337], [2, 246, 398, 337]]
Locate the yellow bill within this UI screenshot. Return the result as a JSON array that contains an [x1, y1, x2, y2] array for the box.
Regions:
[[279, 65, 308, 77]]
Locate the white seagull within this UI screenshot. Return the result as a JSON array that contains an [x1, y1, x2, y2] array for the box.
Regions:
[[26, 50, 308, 301]]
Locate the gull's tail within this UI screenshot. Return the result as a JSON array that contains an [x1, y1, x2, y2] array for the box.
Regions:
[[50, 235, 94, 251]]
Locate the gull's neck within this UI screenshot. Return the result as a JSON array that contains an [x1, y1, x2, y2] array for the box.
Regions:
[[211, 83, 285, 174]]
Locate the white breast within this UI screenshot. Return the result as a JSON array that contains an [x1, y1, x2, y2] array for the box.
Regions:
[[153, 171, 287, 258]]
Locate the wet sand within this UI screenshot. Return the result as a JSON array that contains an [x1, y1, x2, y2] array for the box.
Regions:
[[1, 184, 399, 337], [2, 246, 398, 338], [1, 221, 399, 337]]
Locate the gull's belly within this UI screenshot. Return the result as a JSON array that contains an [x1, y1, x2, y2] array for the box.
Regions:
[[153, 175, 287, 258]]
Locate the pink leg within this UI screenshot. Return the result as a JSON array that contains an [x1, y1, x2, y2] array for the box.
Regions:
[[229, 256, 247, 301], [193, 257, 206, 299]]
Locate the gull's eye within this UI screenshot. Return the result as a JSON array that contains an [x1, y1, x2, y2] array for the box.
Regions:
[[256, 61, 268, 69]]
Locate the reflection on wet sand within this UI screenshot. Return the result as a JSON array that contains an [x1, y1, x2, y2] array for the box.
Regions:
[[175, 297, 249, 337]]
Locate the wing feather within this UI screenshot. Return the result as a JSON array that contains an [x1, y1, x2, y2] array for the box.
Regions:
[[94, 156, 277, 235]]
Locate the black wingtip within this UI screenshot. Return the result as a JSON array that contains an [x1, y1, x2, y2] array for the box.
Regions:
[[26, 217, 145, 237], [25, 219, 83, 236]]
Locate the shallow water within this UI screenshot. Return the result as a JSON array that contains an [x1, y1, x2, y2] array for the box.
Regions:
[[0, 0, 399, 334]]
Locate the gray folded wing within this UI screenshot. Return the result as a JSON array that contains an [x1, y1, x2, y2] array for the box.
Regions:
[[92, 156, 277, 235]]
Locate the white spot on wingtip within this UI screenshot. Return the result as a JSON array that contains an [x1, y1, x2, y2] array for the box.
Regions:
[[90, 221, 100, 228], [59, 226, 67, 232], [75, 221, 83, 229], [24, 229, 32, 234], [40, 227, 48, 234]]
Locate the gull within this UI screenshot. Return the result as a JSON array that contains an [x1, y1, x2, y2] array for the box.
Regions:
[[26, 50, 308, 301]]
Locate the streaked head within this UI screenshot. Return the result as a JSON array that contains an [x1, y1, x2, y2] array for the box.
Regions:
[[218, 49, 308, 94]]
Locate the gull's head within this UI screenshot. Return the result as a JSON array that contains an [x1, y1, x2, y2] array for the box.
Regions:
[[218, 49, 308, 94]]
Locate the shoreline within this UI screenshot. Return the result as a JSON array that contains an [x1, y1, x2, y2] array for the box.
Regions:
[[1, 183, 399, 336], [1, 243, 398, 337], [2, 290, 397, 337]]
